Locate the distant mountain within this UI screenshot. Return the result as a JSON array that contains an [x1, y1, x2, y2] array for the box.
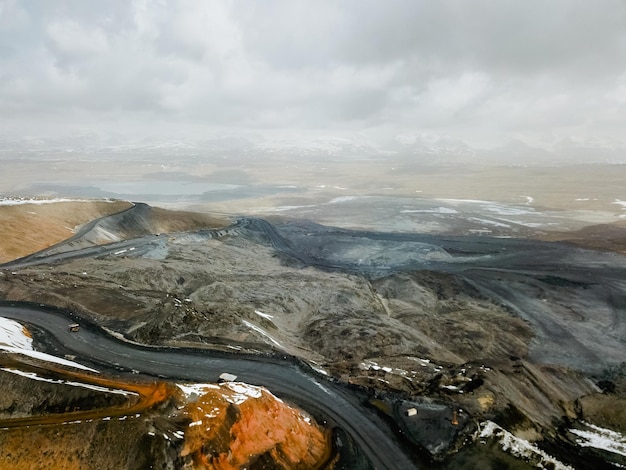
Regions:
[[483, 139, 554, 165], [250, 135, 386, 160], [393, 133, 476, 164], [1, 132, 625, 165], [549, 137, 626, 164]]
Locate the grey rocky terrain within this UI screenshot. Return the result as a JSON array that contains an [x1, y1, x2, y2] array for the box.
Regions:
[[2, 202, 626, 468]]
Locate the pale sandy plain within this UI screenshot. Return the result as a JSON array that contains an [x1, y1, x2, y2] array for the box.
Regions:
[[2, 158, 626, 258]]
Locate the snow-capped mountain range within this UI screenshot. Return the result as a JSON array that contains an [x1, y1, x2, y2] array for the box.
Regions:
[[0, 132, 624, 165]]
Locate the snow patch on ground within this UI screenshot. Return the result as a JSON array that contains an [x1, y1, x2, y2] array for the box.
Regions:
[[569, 422, 626, 457], [1, 368, 137, 396], [0, 197, 111, 206], [1, 346, 99, 372], [359, 360, 412, 378], [401, 207, 458, 214], [328, 196, 372, 204], [177, 383, 220, 399], [497, 218, 556, 228], [261, 204, 316, 212], [177, 381, 267, 406], [242, 320, 284, 348], [482, 204, 535, 216], [0, 317, 33, 350], [438, 198, 492, 205], [479, 421, 573, 470], [254, 310, 274, 320], [437, 198, 535, 215], [468, 217, 512, 228], [0, 317, 98, 372], [223, 382, 263, 405], [310, 364, 328, 376]]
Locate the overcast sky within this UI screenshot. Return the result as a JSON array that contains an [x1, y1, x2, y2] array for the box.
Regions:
[[1, 0, 626, 150]]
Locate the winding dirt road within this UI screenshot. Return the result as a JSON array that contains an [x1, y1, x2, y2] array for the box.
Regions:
[[0, 302, 418, 470]]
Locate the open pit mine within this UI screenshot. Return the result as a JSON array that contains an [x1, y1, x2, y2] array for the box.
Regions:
[[1, 199, 626, 469]]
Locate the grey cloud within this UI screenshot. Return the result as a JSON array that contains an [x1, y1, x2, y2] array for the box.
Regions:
[[241, 1, 626, 78], [1, 0, 626, 153]]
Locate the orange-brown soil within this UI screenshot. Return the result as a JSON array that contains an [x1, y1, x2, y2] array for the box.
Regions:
[[0, 358, 178, 469], [0, 353, 174, 426], [179, 383, 333, 469], [0, 354, 333, 469]]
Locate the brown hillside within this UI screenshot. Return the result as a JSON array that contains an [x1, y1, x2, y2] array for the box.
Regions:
[[0, 200, 132, 263], [541, 219, 626, 254]]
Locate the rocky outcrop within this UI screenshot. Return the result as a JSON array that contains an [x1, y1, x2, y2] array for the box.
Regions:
[[178, 383, 331, 469], [0, 368, 332, 469]]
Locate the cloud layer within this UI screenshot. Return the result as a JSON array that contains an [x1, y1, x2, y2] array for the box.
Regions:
[[1, 0, 626, 151]]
